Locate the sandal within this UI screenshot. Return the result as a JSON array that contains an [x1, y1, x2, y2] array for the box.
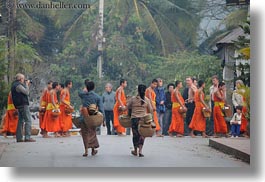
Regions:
[[156, 134, 164, 137], [131, 151, 137, 156]]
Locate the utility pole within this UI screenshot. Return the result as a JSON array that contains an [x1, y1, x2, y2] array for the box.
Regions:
[[7, 0, 17, 84], [97, 0, 104, 79]]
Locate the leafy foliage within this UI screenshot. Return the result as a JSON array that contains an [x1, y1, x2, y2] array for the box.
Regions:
[[234, 17, 250, 86], [0, 0, 247, 112], [0, 37, 9, 114]]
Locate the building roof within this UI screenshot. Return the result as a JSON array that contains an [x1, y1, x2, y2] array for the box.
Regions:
[[216, 27, 246, 44]]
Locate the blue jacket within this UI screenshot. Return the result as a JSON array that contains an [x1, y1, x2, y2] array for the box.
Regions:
[[155, 87, 166, 113], [78, 90, 105, 118]]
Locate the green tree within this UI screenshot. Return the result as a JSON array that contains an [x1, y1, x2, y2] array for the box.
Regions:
[[0, 37, 8, 115]]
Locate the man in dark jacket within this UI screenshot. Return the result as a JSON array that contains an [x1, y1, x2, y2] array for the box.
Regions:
[[163, 83, 175, 135], [11, 73, 35, 142]]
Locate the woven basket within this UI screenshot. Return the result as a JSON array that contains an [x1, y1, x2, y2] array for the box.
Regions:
[[31, 128, 40, 135], [72, 117, 81, 128], [178, 107, 187, 114], [222, 105, 232, 117], [202, 108, 211, 118], [139, 114, 152, 125], [178, 107, 187, 118], [51, 110, 60, 117], [118, 115, 131, 128], [65, 105, 74, 115], [22, 128, 40, 135], [84, 112, 103, 128], [151, 122, 156, 128], [138, 125, 155, 137], [88, 104, 98, 115]]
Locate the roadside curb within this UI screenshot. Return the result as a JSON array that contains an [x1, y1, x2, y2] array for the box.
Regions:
[[209, 138, 250, 163]]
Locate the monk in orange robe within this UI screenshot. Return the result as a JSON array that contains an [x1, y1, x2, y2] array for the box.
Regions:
[[145, 79, 163, 137], [213, 82, 228, 137], [1, 92, 18, 137], [39, 81, 53, 137], [189, 80, 209, 138], [59, 80, 73, 137], [113, 79, 127, 136], [241, 99, 248, 133], [168, 80, 186, 137], [42, 82, 61, 137]]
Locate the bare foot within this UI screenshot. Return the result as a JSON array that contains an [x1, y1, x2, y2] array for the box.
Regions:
[[43, 134, 51, 138], [118, 133, 126, 136], [168, 132, 174, 137], [3, 133, 7, 138], [176, 134, 183, 137], [213, 134, 219, 138]]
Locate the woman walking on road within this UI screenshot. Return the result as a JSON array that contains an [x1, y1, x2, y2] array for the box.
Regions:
[[78, 81, 105, 157], [127, 84, 153, 157]]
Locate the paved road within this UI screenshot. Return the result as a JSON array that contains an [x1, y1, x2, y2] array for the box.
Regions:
[[0, 134, 249, 167]]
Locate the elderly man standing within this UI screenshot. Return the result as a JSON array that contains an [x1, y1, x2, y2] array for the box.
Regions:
[[102, 83, 116, 135], [11, 73, 36, 142]]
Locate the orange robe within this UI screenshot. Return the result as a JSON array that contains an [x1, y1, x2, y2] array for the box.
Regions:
[[42, 91, 61, 132], [145, 88, 161, 131], [240, 97, 248, 132], [2, 92, 18, 134], [39, 89, 49, 130], [168, 90, 185, 134], [189, 91, 206, 132], [213, 92, 227, 134], [59, 89, 72, 132], [113, 88, 126, 133]]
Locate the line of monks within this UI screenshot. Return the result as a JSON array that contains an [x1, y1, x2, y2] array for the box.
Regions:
[[0, 80, 73, 138], [113, 77, 248, 138], [39, 80, 73, 138], [1, 76, 248, 139]]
